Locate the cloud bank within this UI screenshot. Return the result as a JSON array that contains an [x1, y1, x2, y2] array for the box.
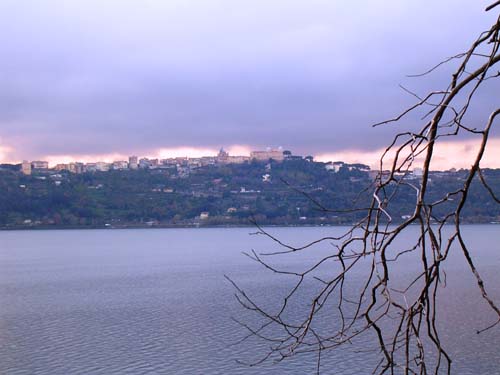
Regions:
[[0, 0, 498, 166]]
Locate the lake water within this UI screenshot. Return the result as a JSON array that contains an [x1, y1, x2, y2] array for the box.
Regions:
[[1, 226, 499, 374]]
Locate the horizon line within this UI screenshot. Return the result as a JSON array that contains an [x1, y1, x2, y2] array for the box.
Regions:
[[1, 138, 500, 170]]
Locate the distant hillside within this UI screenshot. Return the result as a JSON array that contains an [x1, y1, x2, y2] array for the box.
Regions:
[[1, 160, 499, 228]]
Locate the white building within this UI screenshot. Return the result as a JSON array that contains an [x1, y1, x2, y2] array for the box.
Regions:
[[129, 156, 138, 169], [325, 162, 343, 172], [31, 160, 49, 169], [54, 163, 69, 171], [68, 162, 84, 174], [112, 161, 129, 170], [21, 160, 32, 175], [95, 162, 110, 172], [139, 158, 151, 168], [228, 155, 250, 164], [85, 163, 97, 172], [413, 167, 423, 177], [250, 149, 284, 162], [216, 147, 229, 163]]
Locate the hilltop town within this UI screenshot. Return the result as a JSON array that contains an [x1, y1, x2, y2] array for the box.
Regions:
[[1, 148, 499, 229], [18, 148, 303, 175]]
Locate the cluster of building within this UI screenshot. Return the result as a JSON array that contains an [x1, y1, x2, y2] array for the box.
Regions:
[[19, 149, 433, 180], [20, 148, 302, 175]]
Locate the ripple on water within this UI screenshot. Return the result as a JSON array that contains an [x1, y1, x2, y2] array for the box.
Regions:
[[1, 227, 499, 374]]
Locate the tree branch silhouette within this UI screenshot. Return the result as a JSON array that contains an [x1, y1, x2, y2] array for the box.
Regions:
[[228, 4, 500, 374]]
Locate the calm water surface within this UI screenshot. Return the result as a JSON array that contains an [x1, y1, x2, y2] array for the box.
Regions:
[[1, 226, 499, 374]]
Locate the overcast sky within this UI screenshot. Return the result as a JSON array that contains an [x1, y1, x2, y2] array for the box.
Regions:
[[0, 0, 498, 167]]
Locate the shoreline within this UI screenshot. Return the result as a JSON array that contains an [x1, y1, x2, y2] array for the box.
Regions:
[[0, 223, 352, 231], [1, 222, 498, 231]]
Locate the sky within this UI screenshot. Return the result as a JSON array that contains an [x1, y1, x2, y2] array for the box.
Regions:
[[0, 0, 499, 169]]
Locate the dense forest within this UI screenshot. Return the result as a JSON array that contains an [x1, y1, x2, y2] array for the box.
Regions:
[[1, 160, 499, 228]]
